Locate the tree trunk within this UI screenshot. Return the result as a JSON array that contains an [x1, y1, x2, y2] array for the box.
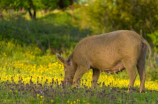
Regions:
[[28, 0, 36, 20], [28, 8, 36, 20]]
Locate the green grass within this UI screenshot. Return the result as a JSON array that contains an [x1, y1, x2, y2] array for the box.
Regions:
[[0, 10, 91, 53], [0, 79, 158, 104]]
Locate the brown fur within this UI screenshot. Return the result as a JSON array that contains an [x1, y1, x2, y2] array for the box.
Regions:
[[57, 30, 154, 93]]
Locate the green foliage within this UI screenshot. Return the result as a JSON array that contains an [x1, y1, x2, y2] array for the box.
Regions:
[[147, 31, 158, 53], [0, 0, 63, 19], [40, 0, 58, 10], [0, 0, 42, 10], [0, 11, 91, 53], [80, 0, 158, 35], [63, 0, 71, 6]]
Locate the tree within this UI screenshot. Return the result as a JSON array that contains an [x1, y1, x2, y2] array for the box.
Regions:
[[0, 0, 73, 20]]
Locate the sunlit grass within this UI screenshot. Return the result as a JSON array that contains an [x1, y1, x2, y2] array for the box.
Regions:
[[0, 40, 158, 104], [0, 42, 158, 91]]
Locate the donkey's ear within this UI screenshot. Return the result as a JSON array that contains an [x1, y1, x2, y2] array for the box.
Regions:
[[56, 53, 66, 64]]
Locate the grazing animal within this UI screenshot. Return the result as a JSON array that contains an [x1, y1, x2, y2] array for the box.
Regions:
[[57, 30, 154, 93]]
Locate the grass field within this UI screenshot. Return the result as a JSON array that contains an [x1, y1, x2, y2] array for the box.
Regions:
[[0, 10, 158, 104], [0, 40, 158, 104]]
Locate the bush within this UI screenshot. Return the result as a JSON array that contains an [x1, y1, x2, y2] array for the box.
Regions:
[[0, 12, 91, 53]]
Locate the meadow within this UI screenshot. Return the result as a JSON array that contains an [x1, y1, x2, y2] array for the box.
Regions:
[[0, 10, 158, 104]]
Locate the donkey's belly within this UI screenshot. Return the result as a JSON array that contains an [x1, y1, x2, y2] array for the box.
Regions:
[[103, 61, 125, 74]]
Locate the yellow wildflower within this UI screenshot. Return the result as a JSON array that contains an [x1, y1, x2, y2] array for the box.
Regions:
[[51, 99, 54, 103], [83, 100, 86, 102], [37, 94, 40, 97]]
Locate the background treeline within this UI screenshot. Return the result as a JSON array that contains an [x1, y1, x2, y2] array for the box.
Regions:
[[0, 0, 73, 20], [0, 0, 157, 56]]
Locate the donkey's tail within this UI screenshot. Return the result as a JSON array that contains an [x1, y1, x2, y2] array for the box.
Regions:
[[141, 38, 155, 70]]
